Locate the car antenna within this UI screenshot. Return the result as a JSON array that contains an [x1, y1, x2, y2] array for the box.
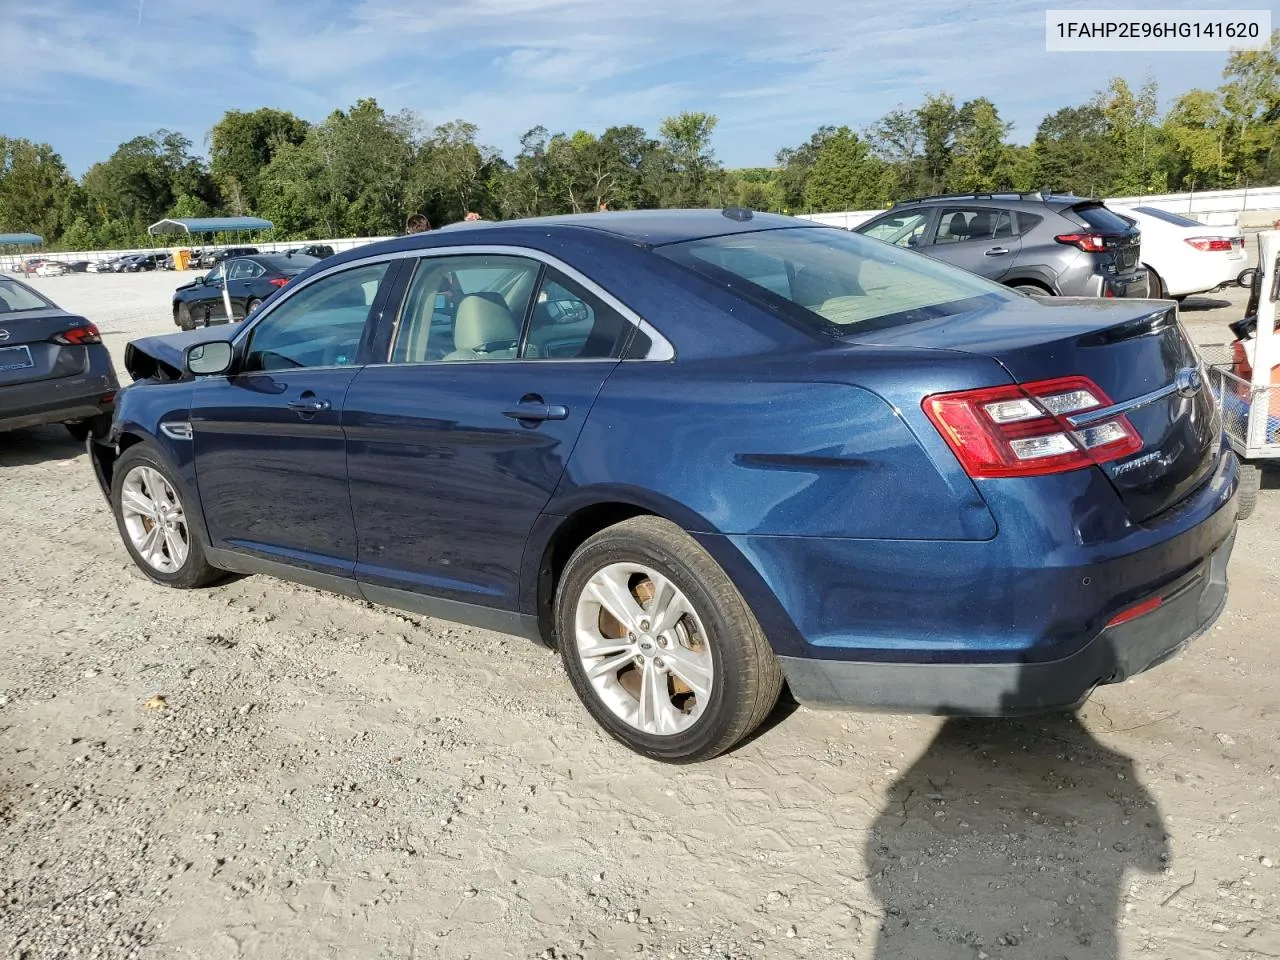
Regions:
[[722, 207, 753, 222]]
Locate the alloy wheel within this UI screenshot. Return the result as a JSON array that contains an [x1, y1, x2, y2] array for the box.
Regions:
[[573, 562, 715, 736], [119, 465, 190, 574]]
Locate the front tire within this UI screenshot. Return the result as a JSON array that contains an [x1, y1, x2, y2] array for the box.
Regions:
[[1012, 283, 1050, 297], [175, 303, 194, 331], [110, 443, 222, 588], [555, 516, 783, 763]]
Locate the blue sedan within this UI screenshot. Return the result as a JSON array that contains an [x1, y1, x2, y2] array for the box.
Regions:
[[88, 210, 1238, 761]]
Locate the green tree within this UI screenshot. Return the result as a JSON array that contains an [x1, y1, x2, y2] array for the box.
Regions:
[[1032, 104, 1114, 195], [1163, 89, 1229, 189], [0, 137, 83, 242], [802, 127, 884, 210], [1220, 29, 1280, 182], [776, 126, 837, 211], [948, 98, 1012, 192], [657, 112, 720, 206], [209, 108, 309, 213], [917, 93, 959, 194]]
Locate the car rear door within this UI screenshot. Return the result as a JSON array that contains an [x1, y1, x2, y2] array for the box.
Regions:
[[344, 252, 632, 617], [926, 206, 1021, 280], [189, 259, 398, 582], [223, 258, 265, 321]]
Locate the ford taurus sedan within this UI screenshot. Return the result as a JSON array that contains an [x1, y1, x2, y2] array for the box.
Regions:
[[88, 210, 1238, 762]]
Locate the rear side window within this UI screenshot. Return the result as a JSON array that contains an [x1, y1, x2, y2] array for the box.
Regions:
[[934, 208, 1015, 244], [524, 270, 630, 360], [1068, 204, 1135, 235], [658, 227, 1014, 336], [1014, 212, 1043, 235]]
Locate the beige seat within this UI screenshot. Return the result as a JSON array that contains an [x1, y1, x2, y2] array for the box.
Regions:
[[443, 294, 520, 361]]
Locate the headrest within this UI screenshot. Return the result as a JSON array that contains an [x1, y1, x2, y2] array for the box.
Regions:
[[454, 294, 518, 352]]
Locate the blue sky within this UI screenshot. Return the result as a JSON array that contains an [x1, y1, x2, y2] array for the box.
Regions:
[[0, 0, 1246, 175]]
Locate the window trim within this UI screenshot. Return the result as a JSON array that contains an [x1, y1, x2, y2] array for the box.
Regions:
[[231, 244, 674, 362]]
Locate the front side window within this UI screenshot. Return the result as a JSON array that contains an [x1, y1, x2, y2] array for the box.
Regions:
[[204, 263, 224, 285], [860, 211, 930, 248], [659, 227, 1015, 335], [524, 270, 629, 360], [244, 261, 389, 371], [391, 255, 540, 363]]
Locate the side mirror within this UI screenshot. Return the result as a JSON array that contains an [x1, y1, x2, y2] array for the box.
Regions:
[[184, 341, 234, 377], [194, 274, 206, 285]]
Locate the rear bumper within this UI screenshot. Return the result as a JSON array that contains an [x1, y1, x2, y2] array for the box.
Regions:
[[779, 529, 1233, 713], [0, 372, 117, 432]]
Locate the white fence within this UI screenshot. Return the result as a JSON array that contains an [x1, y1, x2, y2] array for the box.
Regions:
[[3, 236, 395, 272]]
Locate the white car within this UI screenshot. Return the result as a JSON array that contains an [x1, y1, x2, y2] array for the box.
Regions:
[[1115, 206, 1246, 300], [35, 261, 69, 277]]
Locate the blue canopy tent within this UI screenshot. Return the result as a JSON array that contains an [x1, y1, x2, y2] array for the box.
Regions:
[[147, 217, 273, 271], [0, 233, 45, 274]]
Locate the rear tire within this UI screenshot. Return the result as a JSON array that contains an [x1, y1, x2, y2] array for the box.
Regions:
[[1237, 462, 1262, 520], [245, 297, 262, 316], [1012, 283, 1050, 297], [555, 516, 783, 763], [110, 443, 222, 589], [65, 413, 111, 442], [1146, 267, 1166, 299]]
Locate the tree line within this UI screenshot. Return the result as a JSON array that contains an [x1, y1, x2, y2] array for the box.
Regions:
[[0, 32, 1275, 251]]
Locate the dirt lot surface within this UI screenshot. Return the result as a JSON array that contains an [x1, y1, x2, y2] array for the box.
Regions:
[[2, 268, 1278, 960]]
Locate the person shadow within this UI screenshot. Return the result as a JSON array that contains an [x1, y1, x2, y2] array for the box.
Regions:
[[866, 705, 1169, 959]]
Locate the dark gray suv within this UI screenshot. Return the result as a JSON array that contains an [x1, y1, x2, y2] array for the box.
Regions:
[[855, 192, 1148, 298]]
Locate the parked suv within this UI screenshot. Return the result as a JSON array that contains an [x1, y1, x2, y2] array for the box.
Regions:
[[855, 192, 1148, 298]]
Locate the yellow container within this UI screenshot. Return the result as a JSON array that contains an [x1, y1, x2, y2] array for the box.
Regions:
[[174, 248, 192, 271]]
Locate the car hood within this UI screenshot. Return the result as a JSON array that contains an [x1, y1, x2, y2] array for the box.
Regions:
[[124, 328, 233, 382], [173, 278, 204, 294]]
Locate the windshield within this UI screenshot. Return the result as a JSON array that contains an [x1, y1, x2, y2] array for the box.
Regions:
[[0, 276, 53, 313], [657, 227, 1014, 335]]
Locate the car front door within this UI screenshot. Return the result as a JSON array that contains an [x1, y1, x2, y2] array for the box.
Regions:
[[344, 253, 634, 620], [223, 258, 263, 321], [926, 206, 1022, 279], [190, 259, 396, 584]]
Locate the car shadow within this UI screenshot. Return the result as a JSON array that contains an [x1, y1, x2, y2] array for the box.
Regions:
[[1178, 295, 1233, 312], [866, 638, 1170, 960], [0, 426, 86, 467]]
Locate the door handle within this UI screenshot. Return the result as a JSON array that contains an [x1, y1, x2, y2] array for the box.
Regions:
[[287, 395, 331, 413], [503, 402, 569, 422], [984, 247, 1010, 256]]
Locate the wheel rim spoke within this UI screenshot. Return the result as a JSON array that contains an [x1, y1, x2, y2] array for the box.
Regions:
[[662, 645, 713, 701], [586, 570, 646, 632], [647, 572, 689, 635], [120, 488, 155, 519], [120, 464, 187, 574], [585, 649, 636, 680]]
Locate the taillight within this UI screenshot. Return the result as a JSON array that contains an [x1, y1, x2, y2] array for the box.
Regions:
[[1184, 237, 1233, 252], [923, 376, 1143, 479], [268, 277, 289, 288], [1055, 233, 1107, 253], [52, 323, 102, 345]]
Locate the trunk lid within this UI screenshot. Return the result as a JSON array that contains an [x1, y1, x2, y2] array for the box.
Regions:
[[0, 308, 91, 387], [855, 298, 1219, 522], [1067, 201, 1142, 277]]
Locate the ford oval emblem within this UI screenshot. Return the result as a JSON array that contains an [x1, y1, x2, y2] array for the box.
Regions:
[[0, 328, 9, 342], [1175, 366, 1202, 399]]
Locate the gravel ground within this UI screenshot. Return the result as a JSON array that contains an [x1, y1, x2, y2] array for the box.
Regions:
[[2, 268, 1278, 960]]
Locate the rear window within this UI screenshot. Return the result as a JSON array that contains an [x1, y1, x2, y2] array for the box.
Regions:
[[1069, 204, 1136, 235], [258, 254, 318, 273], [0, 277, 52, 312], [657, 227, 1015, 336], [1132, 206, 1203, 227]]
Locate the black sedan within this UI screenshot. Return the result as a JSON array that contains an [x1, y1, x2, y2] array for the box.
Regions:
[[172, 254, 317, 329], [0, 274, 118, 439]]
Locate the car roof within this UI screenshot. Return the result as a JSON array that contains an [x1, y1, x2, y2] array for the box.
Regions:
[[890, 193, 1090, 212], [431, 209, 818, 247]]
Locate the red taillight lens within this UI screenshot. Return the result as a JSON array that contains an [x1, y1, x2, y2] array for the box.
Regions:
[[1184, 237, 1233, 252], [52, 323, 102, 345], [268, 277, 289, 288], [1106, 595, 1163, 628], [923, 376, 1143, 479], [1055, 233, 1107, 253]]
